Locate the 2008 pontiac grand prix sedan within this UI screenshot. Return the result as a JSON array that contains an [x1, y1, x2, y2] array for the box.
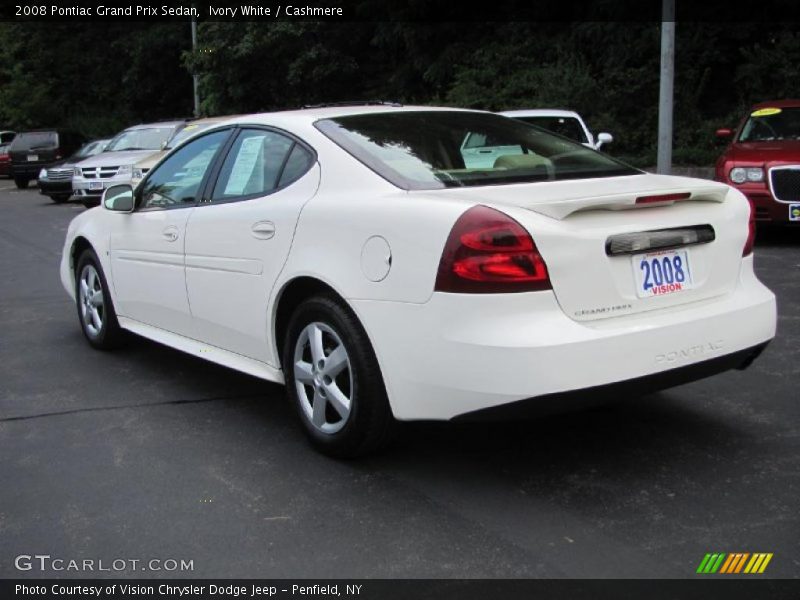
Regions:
[[59, 105, 777, 457]]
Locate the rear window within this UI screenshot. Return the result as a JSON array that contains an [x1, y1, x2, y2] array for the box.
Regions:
[[515, 116, 589, 144], [10, 132, 58, 151], [315, 111, 637, 191]]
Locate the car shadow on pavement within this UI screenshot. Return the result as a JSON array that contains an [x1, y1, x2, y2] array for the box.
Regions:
[[117, 332, 754, 485], [755, 225, 800, 247], [109, 332, 276, 401], [399, 393, 742, 457]]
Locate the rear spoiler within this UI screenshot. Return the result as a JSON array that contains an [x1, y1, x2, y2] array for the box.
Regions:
[[538, 186, 729, 220]]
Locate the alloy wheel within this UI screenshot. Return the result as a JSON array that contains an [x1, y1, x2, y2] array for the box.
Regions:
[[78, 264, 105, 337], [293, 322, 354, 434]]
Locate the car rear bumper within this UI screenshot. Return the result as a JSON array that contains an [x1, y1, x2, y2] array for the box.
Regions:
[[453, 341, 769, 421], [11, 163, 47, 178], [351, 257, 776, 421]]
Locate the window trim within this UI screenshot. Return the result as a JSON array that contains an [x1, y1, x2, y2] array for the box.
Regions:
[[134, 127, 236, 213], [199, 124, 318, 207]]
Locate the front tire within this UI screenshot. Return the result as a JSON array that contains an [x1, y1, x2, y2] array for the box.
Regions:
[[14, 177, 29, 189], [50, 194, 70, 203], [283, 294, 396, 458], [75, 249, 124, 349]]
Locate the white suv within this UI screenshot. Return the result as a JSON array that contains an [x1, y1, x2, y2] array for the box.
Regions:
[[500, 109, 613, 150], [72, 121, 184, 205]]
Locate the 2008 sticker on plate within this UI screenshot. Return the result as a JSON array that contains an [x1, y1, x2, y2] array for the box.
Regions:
[[633, 249, 693, 298]]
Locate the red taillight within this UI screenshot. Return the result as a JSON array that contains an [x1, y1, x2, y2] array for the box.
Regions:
[[743, 198, 756, 256], [635, 192, 691, 204], [435, 205, 551, 293]]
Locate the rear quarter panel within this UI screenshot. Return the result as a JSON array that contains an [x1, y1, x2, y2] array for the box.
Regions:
[[270, 122, 473, 306], [276, 190, 468, 305]]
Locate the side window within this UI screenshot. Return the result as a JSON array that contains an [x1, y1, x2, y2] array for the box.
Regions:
[[140, 130, 228, 210], [211, 129, 298, 202], [462, 133, 486, 149], [278, 144, 314, 187]]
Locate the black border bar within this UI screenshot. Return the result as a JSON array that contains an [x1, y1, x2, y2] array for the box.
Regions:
[[3, 1, 800, 22], [3, 579, 800, 600]]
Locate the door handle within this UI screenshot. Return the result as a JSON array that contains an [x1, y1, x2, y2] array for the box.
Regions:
[[251, 221, 276, 240], [162, 226, 179, 242]]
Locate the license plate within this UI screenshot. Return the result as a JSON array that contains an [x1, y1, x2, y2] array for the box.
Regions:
[[27, 154, 38, 162], [633, 249, 693, 298], [88, 181, 104, 190]]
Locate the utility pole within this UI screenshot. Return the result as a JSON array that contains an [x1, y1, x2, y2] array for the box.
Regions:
[[191, 14, 200, 117], [657, 0, 675, 174]]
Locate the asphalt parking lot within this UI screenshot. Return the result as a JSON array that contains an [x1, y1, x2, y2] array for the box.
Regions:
[[0, 184, 798, 579]]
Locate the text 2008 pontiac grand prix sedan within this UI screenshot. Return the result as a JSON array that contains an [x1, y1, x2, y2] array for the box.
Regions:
[[60, 105, 776, 457]]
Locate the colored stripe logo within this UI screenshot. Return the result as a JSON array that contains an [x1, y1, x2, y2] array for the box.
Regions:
[[696, 553, 773, 574]]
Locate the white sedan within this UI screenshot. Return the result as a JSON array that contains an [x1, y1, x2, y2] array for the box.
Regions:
[[60, 105, 776, 457]]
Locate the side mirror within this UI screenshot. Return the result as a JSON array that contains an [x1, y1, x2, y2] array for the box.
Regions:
[[596, 132, 613, 149], [103, 184, 134, 212], [715, 128, 733, 140]]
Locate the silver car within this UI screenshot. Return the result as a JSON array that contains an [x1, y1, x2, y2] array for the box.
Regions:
[[72, 121, 184, 204]]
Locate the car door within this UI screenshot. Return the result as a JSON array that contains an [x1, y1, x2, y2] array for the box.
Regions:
[[184, 127, 319, 364], [108, 129, 232, 335]]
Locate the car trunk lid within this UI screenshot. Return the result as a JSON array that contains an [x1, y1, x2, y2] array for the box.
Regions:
[[421, 174, 748, 321]]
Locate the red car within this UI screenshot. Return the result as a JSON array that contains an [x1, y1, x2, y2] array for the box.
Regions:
[[715, 100, 800, 226], [0, 130, 17, 177]]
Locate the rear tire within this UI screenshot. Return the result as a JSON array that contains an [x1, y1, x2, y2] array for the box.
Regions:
[[75, 249, 125, 350], [283, 294, 396, 458], [14, 177, 29, 189]]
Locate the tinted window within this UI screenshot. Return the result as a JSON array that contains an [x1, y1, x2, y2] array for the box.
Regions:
[[139, 130, 228, 209], [516, 116, 589, 143], [211, 129, 296, 201], [0, 132, 15, 144], [315, 111, 637, 190], [278, 144, 314, 187], [10, 132, 58, 151]]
